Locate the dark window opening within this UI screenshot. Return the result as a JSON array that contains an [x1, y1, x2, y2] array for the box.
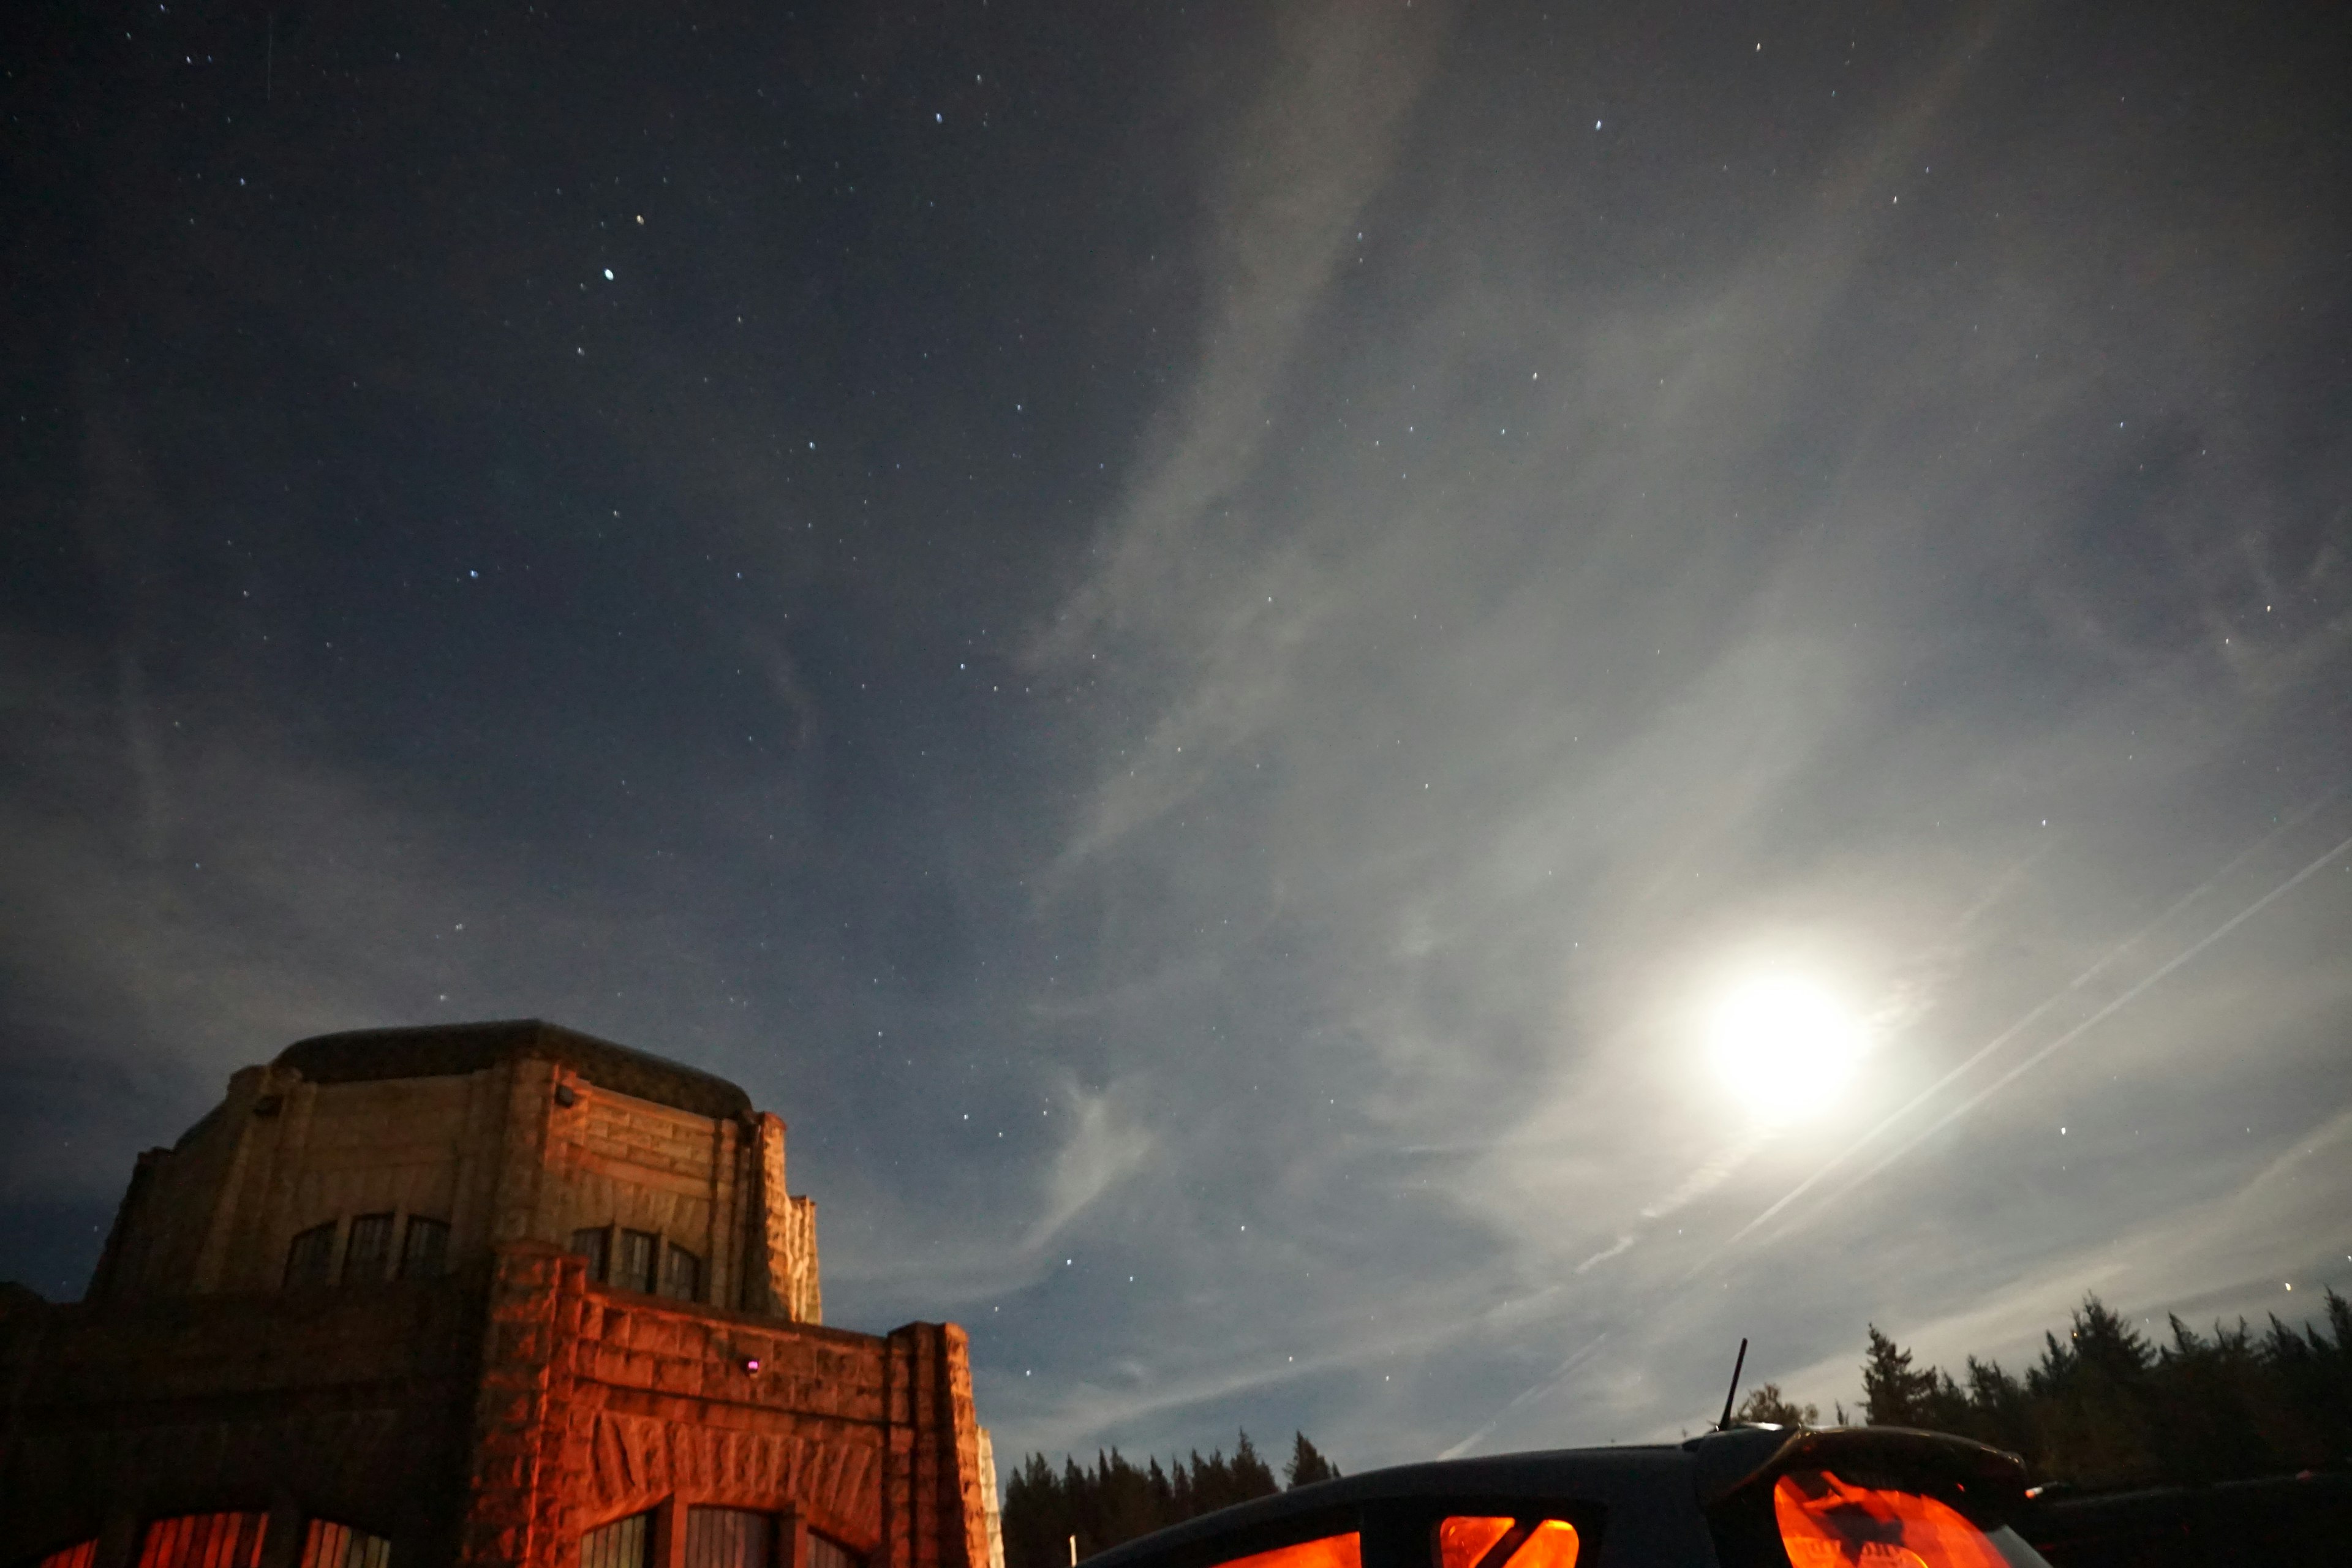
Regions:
[[615, 1227, 657, 1294], [300, 1521, 392, 1568], [809, 1536, 865, 1568], [581, 1512, 654, 1568], [662, 1242, 703, 1302], [285, 1222, 337, 1288], [138, 1515, 270, 1568], [400, 1216, 450, 1280], [343, 1213, 395, 1283], [684, 1508, 771, 1568], [570, 1226, 611, 1281]]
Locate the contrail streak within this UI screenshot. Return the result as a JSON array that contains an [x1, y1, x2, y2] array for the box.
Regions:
[[1710, 804, 2336, 1259], [1438, 1332, 1611, 1460], [1815, 826, 2352, 1204]]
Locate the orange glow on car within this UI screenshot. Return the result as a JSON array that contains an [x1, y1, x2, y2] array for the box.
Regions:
[[1434, 1518, 1578, 1568], [1501, 1521, 1578, 1568], [1218, 1534, 1361, 1568], [1436, 1517, 1516, 1568], [1773, 1469, 2008, 1568]]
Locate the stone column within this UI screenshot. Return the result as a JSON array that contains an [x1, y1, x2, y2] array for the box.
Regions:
[[880, 1324, 987, 1568], [456, 1243, 587, 1568], [744, 1115, 821, 1322]]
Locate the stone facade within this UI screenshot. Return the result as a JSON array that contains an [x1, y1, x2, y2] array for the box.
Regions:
[[0, 1021, 995, 1568]]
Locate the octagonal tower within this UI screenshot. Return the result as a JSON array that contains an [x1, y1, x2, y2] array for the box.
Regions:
[[0, 1022, 1001, 1568]]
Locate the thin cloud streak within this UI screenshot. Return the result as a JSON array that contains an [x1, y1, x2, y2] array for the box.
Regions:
[[1711, 799, 2343, 1261]]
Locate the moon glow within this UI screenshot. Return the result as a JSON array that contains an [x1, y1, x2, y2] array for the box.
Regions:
[[1708, 975, 1867, 1124]]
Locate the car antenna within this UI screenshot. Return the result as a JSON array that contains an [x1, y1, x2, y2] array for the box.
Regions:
[[1714, 1336, 1749, 1430]]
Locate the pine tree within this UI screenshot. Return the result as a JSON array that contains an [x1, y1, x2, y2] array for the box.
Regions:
[[1001, 1431, 1337, 1568], [1231, 1431, 1277, 1498], [1861, 1325, 1941, 1426], [1835, 1290, 2352, 1489], [1284, 1431, 1338, 1488]]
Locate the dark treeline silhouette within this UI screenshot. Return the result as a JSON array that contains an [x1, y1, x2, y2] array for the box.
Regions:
[[1847, 1289, 2352, 1488], [1005, 1430, 1339, 1567]]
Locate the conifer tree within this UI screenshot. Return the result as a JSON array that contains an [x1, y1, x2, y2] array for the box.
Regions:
[[1845, 1291, 2351, 1488], [1861, 1325, 1942, 1426], [1284, 1431, 1338, 1488]]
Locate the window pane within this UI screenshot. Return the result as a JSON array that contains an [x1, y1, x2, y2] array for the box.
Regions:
[[1502, 1523, 1576, 1568], [138, 1514, 269, 1568], [400, 1216, 450, 1280], [570, 1226, 611, 1281], [39, 1543, 97, 1568], [685, 1508, 771, 1568], [285, 1223, 337, 1288], [581, 1513, 653, 1568], [1214, 1536, 1359, 1568], [344, 1213, 395, 1283], [662, 1243, 703, 1302], [1435, 1519, 1515, 1568], [301, 1521, 394, 1568], [615, 1229, 657, 1294], [1774, 1471, 2010, 1568], [808, 1536, 863, 1568], [1436, 1518, 1576, 1568]]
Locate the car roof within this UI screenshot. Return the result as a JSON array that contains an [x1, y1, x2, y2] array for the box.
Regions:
[[1083, 1425, 2026, 1568], [1084, 1428, 1792, 1568]]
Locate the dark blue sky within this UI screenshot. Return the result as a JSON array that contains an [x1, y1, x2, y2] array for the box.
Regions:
[[4, 0, 2349, 1471]]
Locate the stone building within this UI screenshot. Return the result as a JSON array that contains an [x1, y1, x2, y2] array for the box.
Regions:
[[0, 1020, 1003, 1568]]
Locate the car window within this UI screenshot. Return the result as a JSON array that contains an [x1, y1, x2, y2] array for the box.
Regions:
[[1435, 1517, 1579, 1568], [1772, 1471, 2043, 1568], [1212, 1535, 1360, 1568]]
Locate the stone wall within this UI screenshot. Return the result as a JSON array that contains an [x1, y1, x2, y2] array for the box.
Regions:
[[0, 1268, 484, 1566], [4, 1245, 992, 1568], [455, 1245, 985, 1568], [91, 1062, 511, 1301], [81, 1056, 824, 1327]]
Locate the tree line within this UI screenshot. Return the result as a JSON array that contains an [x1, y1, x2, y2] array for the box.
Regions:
[[1003, 1431, 1338, 1568], [1735, 1289, 2352, 1488], [1005, 1289, 2350, 1564]]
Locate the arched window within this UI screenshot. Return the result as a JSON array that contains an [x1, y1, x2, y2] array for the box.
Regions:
[[614, 1229, 658, 1294], [38, 1542, 96, 1568], [570, 1226, 611, 1281], [684, 1507, 770, 1568], [399, 1215, 450, 1279], [581, 1511, 654, 1568], [660, 1243, 703, 1302], [570, 1224, 699, 1299], [137, 1513, 270, 1568], [300, 1520, 393, 1568], [343, 1214, 396, 1283], [285, 1223, 337, 1288], [808, 1535, 864, 1568]]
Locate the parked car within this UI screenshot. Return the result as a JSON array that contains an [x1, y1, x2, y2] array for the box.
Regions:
[[1084, 1423, 2049, 1568]]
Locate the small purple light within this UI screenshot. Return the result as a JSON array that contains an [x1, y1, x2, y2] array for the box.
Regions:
[[745, 1357, 761, 1373]]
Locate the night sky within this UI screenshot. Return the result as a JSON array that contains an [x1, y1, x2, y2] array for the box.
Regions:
[[5, 0, 2350, 1471]]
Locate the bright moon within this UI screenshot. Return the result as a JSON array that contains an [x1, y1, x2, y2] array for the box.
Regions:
[[1709, 975, 1867, 1123]]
